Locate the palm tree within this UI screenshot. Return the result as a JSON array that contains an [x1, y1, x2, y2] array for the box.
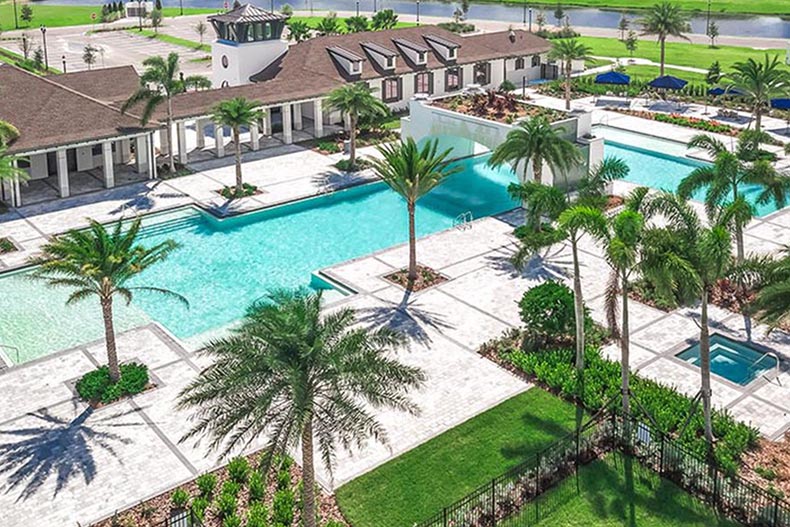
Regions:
[[557, 205, 608, 379], [725, 54, 790, 132], [548, 38, 592, 110], [680, 133, 790, 263], [576, 156, 631, 209], [507, 182, 568, 269], [603, 205, 646, 415], [326, 82, 388, 168], [30, 218, 186, 382], [642, 192, 733, 446], [638, 1, 690, 76], [121, 53, 211, 174], [752, 247, 790, 331], [0, 119, 19, 147], [488, 117, 581, 185], [211, 97, 264, 198], [286, 19, 311, 42], [0, 146, 27, 185], [371, 138, 460, 284], [178, 289, 425, 527]]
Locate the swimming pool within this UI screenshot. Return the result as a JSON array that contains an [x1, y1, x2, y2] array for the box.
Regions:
[[676, 334, 777, 386], [596, 126, 783, 218], [0, 154, 518, 363]]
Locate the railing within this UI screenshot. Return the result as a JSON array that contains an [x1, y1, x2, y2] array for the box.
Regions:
[[416, 410, 790, 527], [0, 344, 20, 366], [454, 211, 474, 230], [100, 508, 202, 527]]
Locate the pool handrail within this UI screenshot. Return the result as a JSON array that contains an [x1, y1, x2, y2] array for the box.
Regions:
[[0, 344, 19, 366], [753, 350, 781, 384]]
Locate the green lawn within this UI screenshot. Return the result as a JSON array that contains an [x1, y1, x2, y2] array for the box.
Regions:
[[474, 0, 788, 16], [130, 29, 211, 53], [580, 36, 788, 72], [288, 15, 417, 30], [335, 389, 581, 527], [0, 2, 216, 31], [523, 455, 738, 527], [0, 45, 59, 73]]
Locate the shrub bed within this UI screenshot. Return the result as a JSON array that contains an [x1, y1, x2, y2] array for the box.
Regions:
[[615, 109, 739, 136], [437, 21, 475, 33], [218, 183, 260, 199], [384, 265, 447, 292], [334, 158, 371, 172], [482, 338, 759, 474], [0, 237, 17, 254], [76, 362, 151, 405]]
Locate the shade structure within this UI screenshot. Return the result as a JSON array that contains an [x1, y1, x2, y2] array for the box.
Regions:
[[648, 75, 688, 90], [771, 98, 790, 110], [708, 86, 745, 96], [595, 71, 631, 85]]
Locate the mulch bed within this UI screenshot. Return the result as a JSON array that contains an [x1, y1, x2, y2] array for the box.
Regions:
[[384, 265, 447, 292], [742, 433, 790, 499], [604, 195, 624, 210], [92, 450, 348, 527]]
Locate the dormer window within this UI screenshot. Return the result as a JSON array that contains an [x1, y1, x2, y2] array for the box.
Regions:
[[361, 41, 397, 71], [350, 60, 362, 74], [417, 51, 427, 65], [423, 33, 460, 62], [386, 57, 395, 69], [447, 48, 457, 60], [328, 46, 365, 76]]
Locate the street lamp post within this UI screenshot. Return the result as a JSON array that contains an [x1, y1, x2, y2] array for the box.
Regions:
[[416, 0, 420, 24], [373, 0, 377, 13], [528, 7, 533, 32], [355, 0, 359, 16], [706, 0, 712, 36], [12, 0, 19, 29], [40, 25, 49, 72], [522, 2, 526, 26], [62, 55, 67, 72], [179, 0, 184, 16]]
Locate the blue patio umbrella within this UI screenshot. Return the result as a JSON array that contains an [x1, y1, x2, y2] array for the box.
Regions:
[[648, 75, 688, 90], [595, 71, 631, 85], [708, 86, 745, 96], [771, 98, 790, 110]]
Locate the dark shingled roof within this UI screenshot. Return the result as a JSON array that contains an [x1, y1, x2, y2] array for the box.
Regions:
[[208, 3, 287, 24], [50, 65, 141, 104], [0, 64, 151, 155]]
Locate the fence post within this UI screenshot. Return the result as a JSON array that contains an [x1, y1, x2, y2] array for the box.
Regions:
[[773, 495, 780, 527], [490, 478, 496, 522], [535, 452, 541, 522], [712, 469, 720, 510], [442, 506, 448, 527], [659, 434, 665, 476]]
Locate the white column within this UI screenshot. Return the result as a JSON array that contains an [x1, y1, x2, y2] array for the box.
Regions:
[[250, 123, 260, 150], [282, 105, 293, 144], [292, 103, 303, 131], [177, 121, 188, 164], [102, 141, 115, 188], [214, 124, 225, 157], [148, 134, 157, 180], [313, 99, 324, 138], [159, 127, 169, 156], [56, 148, 70, 198], [195, 119, 206, 149], [135, 135, 148, 174], [13, 176, 21, 207], [262, 111, 271, 136]]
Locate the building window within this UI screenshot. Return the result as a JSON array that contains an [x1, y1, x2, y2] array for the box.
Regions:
[[91, 144, 102, 156], [473, 62, 490, 85], [221, 80, 230, 88], [531, 54, 541, 67], [515, 57, 525, 70], [414, 71, 433, 95], [445, 67, 461, 91], [382, 77, 401, 102], [221, 55, 229, 69]]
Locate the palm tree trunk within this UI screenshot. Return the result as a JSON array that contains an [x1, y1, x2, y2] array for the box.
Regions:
[[735, 224, 745, 265], [532, 156, 543, 184], [407, 201, 417, 284], [349, 113, 357, 167], [659, 37, 666, 76], [233, 127, 243, 197], [564, 61, 572, 111], [700, 289, 714, 445], [754, 107, 762, 133], [101, 296, 121, 383], [301, 419, 317, 527], [572, 236, 585, 403], [166, 98, 176, 174], [620, 271, 631, 416]]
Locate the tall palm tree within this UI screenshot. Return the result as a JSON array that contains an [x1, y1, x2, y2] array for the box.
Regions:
[[558, 205, 608, 378], [576, 156, 630, 209], [752, 246, 790, 331], [642, 192, 733, 446], [326, 82, 388, 168], [211, 97, 264, 198], [178, 289, 425, 527], [725, 54, 790, 133], [508, 182, 568, 269], [286, 19, 311, 42], [121, 53, 211, 174], [30, 218, 186, 382], [371, 138, 460, 284], [488, 117, 581, 185], [602, 205, 646, 415], [638, 1, 690, 76], [680, 133, 790, 263], [548, 38, 592, 110]]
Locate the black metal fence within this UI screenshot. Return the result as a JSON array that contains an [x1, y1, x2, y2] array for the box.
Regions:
[[415, 410, 790, 527], [153, 509, 203, 527]]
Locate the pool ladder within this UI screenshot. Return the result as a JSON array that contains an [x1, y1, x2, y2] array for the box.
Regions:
[[454, 211, 473, 230], [755, 350, 783, 385], [0, 344, 19, 369]]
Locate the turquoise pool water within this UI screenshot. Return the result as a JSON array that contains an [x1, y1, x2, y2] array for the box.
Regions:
[[0, 154, 518, 363], [599, 129, 782, 218], [676, 334, 777, 386]]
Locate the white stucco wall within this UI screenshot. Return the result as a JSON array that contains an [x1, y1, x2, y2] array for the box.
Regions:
[[212, 39, 287, 87]]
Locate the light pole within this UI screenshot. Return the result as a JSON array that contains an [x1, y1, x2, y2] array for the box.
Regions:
[[12, 0, 19, 29], [355, 0, 359, 16], [706, 0, 711, 37], [522, 2, 526, 26], [529, 7, 533, 32], [62, 55, 67, 72], [373, 0, 377, 13], [416, 0, 420, 24], [40, 25, 48, 72], [179, 0, 184, 16]]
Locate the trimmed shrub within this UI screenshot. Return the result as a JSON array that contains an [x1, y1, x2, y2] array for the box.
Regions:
[[222, 480, 241, 498], [249, 471, 266, 503], [227, 456, 250, 484], [75, 363, 149, 404], [170, 488, 190, 509], [215, 492, 237, 519], [276, 468, 291, 491], [196, 473, 217, 498], [223, 514, 242, 527], [518, 282, 590, 346], [191, 497, 209, 522], [272, 488, 295, 526], [317, 141, 341, 154], [246, 502, 269, 527]]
